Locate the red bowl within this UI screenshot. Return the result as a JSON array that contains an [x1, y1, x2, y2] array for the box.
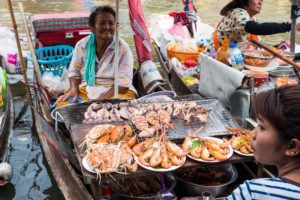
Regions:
[[242, 70, 269, 87]]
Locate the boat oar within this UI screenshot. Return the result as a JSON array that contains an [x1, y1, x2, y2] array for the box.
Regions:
[[250, 39, 300, 70], [6, 0, 35, 120]]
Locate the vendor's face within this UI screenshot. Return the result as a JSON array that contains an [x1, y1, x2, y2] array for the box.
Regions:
[[252, 118, 287, 166], [92, 12, 116, 41], [247, 0, 263, 16]]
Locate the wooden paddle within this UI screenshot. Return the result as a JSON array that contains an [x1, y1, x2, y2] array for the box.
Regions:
[[6, 0, 35, 120]]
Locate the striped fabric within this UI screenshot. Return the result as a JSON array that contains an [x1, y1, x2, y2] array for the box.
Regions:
[[33, 13, 90, 33], [226, 178, 300, 200]]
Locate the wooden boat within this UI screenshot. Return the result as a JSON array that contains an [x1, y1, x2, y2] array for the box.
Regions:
[[0, 80, 13, 163], [27, 11, 175, 200], [26, 9, 263, 200], [0, 55, 14, 186]]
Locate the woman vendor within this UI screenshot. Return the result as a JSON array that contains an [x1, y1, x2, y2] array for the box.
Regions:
[[213, 0, 300, 50], [226, 85, 300, 199], [57, 5, 137, 107]]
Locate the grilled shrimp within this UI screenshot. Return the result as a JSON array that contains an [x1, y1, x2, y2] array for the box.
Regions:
[[165, 140, 186, 158], [168, 152, 185, 166], [209, 150, 227, 161], [133, 138, 154, 156], [190, 146, 202, 158], [200, 146, 214, 161], [182, 136, 193, 152], [138, 147, 154, 167], [206, 142, 230, 155], [149, 147, 162, 167], [160, 146, 172, 169]]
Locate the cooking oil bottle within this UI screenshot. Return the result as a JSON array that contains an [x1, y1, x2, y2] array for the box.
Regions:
[[216, 37, 229, 65]]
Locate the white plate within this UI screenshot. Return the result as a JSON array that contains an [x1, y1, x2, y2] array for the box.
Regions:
[[187, 137, 233, 163], [233, 149, 254, 157], [82, 155, 113, 174], [244, 64, 277, 72], [134, 155, 186, 172], [245, 59, 279, 72]]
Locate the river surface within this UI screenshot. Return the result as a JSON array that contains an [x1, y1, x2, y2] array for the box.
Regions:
[[0, 0, 296, 199]]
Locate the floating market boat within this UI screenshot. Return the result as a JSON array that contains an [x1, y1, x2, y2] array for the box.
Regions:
[[11, 2, 276, 200], [0, 57, 14, 186]]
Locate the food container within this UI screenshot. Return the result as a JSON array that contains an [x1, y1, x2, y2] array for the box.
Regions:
[[275, 51, 295, 66], [111, 173, 177, 200], [243, 50, 274, 67], [242, 70, 269, 87], [269, 69, 299, 88], [174, 164, 238, 197]]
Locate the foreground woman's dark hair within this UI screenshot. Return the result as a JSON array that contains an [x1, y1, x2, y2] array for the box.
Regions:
[[254, 85, 300, 142]]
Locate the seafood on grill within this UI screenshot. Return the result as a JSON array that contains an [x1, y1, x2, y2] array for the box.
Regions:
[[183, 136, 232, 162], [83, 102, 138, 124], [80, 124, 136, 152], [133, 136, 187, 170], [227, 127, 254, 155], [171, 101, 209, 124], [131, 108, 173, 137], [84, 143, 137, 176]]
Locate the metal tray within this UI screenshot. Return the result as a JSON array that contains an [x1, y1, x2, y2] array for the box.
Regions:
[[55, 97, 239, 140]]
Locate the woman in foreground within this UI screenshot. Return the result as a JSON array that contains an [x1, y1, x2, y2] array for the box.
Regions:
[[227, 85, 300, 199]]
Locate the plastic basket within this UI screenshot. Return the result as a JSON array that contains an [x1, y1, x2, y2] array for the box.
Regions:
[[167, 49, 200, 62], [34, 45, 74, 76]]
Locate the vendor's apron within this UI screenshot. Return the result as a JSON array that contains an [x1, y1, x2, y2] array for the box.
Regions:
[[213, 18, 259, 50]]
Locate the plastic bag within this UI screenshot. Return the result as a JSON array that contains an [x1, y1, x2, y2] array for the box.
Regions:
[[42, 69, 70, 98], [0, 26, 27, 74]]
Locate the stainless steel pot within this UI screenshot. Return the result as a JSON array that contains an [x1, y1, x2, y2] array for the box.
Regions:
[[174, 164, 238, 197], [112, 173, 177, 200]]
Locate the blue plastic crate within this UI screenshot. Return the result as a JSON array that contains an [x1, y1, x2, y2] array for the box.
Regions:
[[34, 45, 74, 76]]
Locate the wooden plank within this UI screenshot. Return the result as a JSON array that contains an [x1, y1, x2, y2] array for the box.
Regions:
[[0, 86, 13, 162], [34, 110, 93, 200]]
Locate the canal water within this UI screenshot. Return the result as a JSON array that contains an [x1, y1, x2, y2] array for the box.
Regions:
[[0, 0, 296, 199]]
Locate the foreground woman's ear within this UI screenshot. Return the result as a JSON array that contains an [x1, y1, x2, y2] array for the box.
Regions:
[[285, 138, 300, 157]]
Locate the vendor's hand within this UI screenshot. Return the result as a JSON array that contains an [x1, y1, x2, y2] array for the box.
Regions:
[[57, 88, 79, 103]]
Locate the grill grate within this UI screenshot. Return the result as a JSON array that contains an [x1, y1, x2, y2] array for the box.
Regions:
[[53, 97, 239, 140]]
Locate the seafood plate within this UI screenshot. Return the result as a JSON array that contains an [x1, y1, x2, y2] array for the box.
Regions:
[[132, 136, 187, 171], [182, 136, 233, 163], [80, 124, 137, 152], [134, 155, 186, 172], [227, 127, 254, 156], [82, 143, 137, 174]]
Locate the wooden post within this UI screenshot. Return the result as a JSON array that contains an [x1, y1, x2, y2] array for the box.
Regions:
[[6, 0, 35, 120], [18, 2, 43, 84], [113, 0, 120, 98]]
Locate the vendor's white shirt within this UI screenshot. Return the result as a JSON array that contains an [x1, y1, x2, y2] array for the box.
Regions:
[[68, 35, 137, 99]]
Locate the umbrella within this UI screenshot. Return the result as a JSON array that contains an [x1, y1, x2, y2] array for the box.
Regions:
[[128, 0, 165, 94], [128, 0, 153, 65]]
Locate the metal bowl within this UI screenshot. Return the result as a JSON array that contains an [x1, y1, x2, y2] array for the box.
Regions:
[[269, 69, 299, 88], [174, 164, 238, 197], [138, 90, 176, 100], [112, 173, 177, 200]]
